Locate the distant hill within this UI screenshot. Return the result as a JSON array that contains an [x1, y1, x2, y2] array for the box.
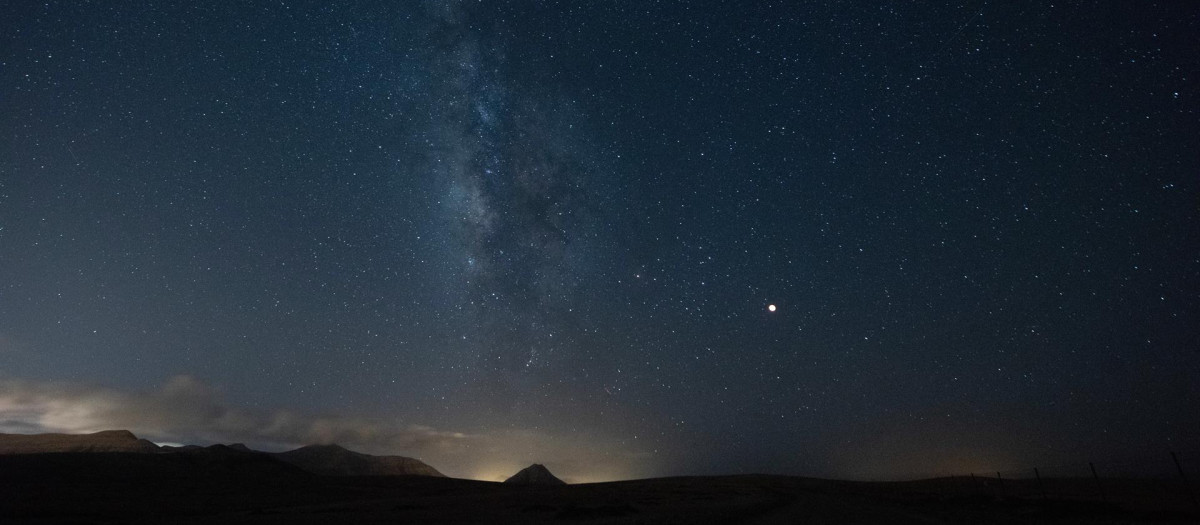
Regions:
[[0, 431, 444, 478], [0, 430, 161, 454], [504, 463, 566, 485], [272, 444, 445, 477]]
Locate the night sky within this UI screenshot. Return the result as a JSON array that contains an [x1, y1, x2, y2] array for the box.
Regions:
[[2, 1, 1198, 482]]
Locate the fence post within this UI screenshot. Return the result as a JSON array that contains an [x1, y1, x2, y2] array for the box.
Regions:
[[970, 472, 983, 497], [1171, 452, 1199, 511], [1089, 462, 1107, 503], [1034, 467, 1047, 500], [996, 471, 1006, 498]]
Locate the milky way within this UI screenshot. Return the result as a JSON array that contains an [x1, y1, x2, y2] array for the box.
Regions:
[[416, 5, 607, 397]]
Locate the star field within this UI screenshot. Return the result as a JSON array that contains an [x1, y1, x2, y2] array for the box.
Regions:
[[1, 1, 1198, 481]]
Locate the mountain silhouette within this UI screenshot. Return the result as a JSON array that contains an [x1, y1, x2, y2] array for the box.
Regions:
[[0, 431, 444, 478], [0, 430, 160, 454], [503, 463, 566, 485], [271, 443, 444, 477]]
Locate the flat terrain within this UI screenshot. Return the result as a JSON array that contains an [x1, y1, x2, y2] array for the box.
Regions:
[[1, 453, 1196, 524]]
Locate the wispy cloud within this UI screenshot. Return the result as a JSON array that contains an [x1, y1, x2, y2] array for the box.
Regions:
[[0, 376, 655, 482]]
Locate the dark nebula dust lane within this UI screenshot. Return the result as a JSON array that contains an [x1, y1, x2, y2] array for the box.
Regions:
[[1, 1, 1198, 482], [420, 9, 605, 385]]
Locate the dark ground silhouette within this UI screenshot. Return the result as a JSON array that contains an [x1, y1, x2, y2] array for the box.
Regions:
[[2, 451, 1197, 524]]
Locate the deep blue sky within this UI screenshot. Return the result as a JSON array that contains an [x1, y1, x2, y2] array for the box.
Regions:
[[2, 1, 1197, 481]]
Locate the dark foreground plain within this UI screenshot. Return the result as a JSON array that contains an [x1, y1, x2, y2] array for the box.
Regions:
[[1, 453, 1196, 524]]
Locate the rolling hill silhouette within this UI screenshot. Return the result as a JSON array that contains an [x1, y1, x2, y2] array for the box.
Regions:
[[0, 430, 442, 477], [272, 443, 444, 477]]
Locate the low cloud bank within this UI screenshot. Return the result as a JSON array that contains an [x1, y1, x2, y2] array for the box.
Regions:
[[0, 375, 468, 452]]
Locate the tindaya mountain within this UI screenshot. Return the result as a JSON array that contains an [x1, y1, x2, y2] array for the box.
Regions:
[[271, 444, 444, 477], [0, 430, 160, 454], [504, 463, 566, 486]]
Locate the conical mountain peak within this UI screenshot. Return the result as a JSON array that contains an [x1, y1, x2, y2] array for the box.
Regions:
[[504, 463, 566, 485]]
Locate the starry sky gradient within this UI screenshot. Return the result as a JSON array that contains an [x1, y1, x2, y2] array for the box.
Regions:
[[2, 1, 1198, 481]]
